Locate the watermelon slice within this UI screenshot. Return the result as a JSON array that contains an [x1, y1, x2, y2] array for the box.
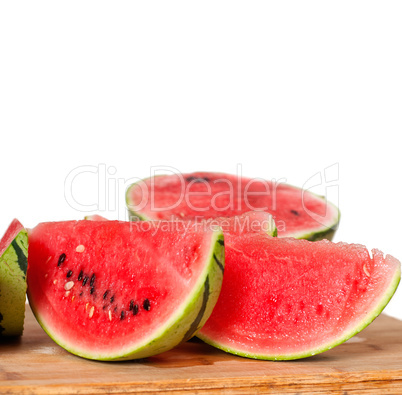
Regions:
[[126, 171, 340, 240], [27, 220, 224, 361], [0, 219, 28, 336], [197, 234, 401, 360]]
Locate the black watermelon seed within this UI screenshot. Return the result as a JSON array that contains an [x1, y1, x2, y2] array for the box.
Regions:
[[66, 270, 73, 278], [120, 311, 125, 320], [133, 304, 139, 315], [82, 276, 89, 286], [129, 300, 134, 311], [114, 306, 117, 312], [143, 299, 151, 311], [185, 176, 210, 183], [79, 292, 83, 297], [90, 274, 96, 287], [78, 270, 83, 281], [103, 290, 109, 300], [291, 209, 300, 216], [110, 295, 115, 303], [102, 305, 107, 310], [90, 287, 95, 295], [57, 253, 66, 267]]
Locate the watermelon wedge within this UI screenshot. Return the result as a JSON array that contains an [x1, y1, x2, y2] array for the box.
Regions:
[[197, 234, 401, 360], [126, 171, 340, 240], [0, 219, 28, 336], [27, 220, 224, 360]]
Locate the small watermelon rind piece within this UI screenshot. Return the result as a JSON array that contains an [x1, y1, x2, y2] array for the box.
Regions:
[[0, 219, 28, 337], [27, 223, 225, 361], [125, 172, 340, 241], [83, 214, 108, 221]]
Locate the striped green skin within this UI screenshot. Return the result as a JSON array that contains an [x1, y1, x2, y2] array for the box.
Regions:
[[0, 226, 28, 336]]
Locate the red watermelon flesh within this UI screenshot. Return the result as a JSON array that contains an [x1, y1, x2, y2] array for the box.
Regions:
[[197, 211, 277, 237], [126, 172, 340, 240], [197, 234, 401, 360], [27, 220, 224, 360]]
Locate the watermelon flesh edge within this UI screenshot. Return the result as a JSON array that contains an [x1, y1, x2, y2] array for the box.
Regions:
[[27, 220, 225, 361], [0, 219, 28, 337], [125, 171, 340, 241], [196, 235, 401, 360], [85, 211, 278, 237]]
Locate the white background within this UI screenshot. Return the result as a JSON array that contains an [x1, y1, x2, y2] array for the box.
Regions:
[[1, 1, 401, 319]]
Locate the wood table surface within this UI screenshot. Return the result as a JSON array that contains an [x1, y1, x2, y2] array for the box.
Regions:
[[0, 305, 401, 394]]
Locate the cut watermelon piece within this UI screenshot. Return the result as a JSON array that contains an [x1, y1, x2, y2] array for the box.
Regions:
[[0, 219, 28, 336], [197, 234, 401, 360], [27, 220, 224, 361], [126, 171, 340, 240]]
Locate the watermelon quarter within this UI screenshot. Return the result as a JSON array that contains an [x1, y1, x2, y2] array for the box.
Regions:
[[126, 171, 340, 240], [27, 220, 224, 361], [197, 234, 401, 360], [0, 219, 28, 336]]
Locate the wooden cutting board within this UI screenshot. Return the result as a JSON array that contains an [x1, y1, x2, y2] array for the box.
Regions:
[[0, 305, 401, 394]]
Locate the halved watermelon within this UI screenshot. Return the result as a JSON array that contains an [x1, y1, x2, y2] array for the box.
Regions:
[[0, 219, 28, 336], [27, 220, 224, 360], [197, 234, 401, 360], [126, 171, 340, 240]]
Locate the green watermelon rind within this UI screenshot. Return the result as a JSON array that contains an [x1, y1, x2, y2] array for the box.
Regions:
[[0, 229, 28, 337], [125, 175, 340, 241], [29, 228, 225, 361], [197, 263, 401, 361]]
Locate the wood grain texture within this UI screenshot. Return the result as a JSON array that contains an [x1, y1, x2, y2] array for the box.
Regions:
[[0, 305, 401, 394]]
